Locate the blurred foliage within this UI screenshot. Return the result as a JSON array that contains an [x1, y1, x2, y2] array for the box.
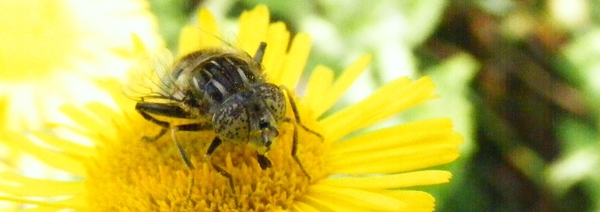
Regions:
[[147, 0, 600, 211]]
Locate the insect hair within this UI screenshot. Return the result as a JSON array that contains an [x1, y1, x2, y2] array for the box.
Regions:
[[123, 27, 256, 104], [122, 48, 182, 103]]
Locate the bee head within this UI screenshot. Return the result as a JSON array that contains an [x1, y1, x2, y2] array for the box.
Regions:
[[212, 83, 286, 153]]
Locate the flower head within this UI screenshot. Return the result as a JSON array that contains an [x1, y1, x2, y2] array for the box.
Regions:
[[0, 5, 461, 211]]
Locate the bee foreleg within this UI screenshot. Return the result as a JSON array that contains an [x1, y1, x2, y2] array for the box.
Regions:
[[279, 86, 324, 140], [279, 86, 324, 180], [256, 153, 272, 170], [289, 122, 311, 180]]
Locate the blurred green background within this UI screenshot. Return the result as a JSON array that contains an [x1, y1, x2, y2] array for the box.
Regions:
[[148, 0, 600, 211]]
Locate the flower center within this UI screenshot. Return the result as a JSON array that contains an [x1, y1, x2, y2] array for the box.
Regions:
[[85, 109, 327, 211]]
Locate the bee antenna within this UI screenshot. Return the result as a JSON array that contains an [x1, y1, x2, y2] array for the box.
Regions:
[[253, 42, 267, 64]]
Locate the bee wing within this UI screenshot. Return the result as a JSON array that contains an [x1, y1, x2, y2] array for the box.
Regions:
[[123, 48, 177, 102]]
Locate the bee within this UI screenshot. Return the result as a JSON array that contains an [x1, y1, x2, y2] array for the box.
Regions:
[[134, 42, 322, 206]]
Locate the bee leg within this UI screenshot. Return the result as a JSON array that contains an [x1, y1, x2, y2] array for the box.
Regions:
[[135, 102, 194, 141], [256, 153, 272, 170], [279, 86, 324, 180], [253, 42, 267, 64], [288, 122, 311, 180], [170, 127, 194, 212], [171, 123, 212, 169], [279, 86, 324, 140], [136, 109, 169, 141], [204, 137, 238, 207], [171, 123, 216, 211], [169, 123, 210, 211]]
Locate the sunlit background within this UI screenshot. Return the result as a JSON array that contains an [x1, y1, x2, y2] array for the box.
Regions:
[[2, 0, 600, 211]]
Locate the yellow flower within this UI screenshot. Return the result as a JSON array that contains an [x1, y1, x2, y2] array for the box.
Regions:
[[0, 0, 162, 130], [0, 5, 461, 211]]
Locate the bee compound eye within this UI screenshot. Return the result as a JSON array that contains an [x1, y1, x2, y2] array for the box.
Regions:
[[213, 100, 250, 143], [256, 84, 286, 122]]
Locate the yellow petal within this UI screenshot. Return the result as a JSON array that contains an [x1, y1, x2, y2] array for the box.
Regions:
[[319, 170, 452, 189], [263, 22, 290, 78], [178, 8, 222, 56], [330, 142, 460, 174], [197, 8, 221, 48], [237, 5, 269, 56], [60, 105, 108, 136], [177, 26, 203, 57], [331, 118, 461, 155], [130, 34, 148, 56], [0, 195, 84, 210], [278, 33, 311, 88], [3, 133, 85, 176], [24, 196, 87, 211], [292, 201, 320, 212], [97, 79, 136, 111], [384, 190, 435, 212], [313, 55, 371, 117], [60, 195, 88, 210], [303, 65, 334, 113], [33, 132, 94, 159], [320, 77, 436, 141], [86, 102, 126, 130], [301, 193, 359, 211], [0, 172, 84, 196], [307, 184, 406, 211]]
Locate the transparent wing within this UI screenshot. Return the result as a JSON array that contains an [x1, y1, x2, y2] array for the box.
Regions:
[[122, 47, 177, 103]]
